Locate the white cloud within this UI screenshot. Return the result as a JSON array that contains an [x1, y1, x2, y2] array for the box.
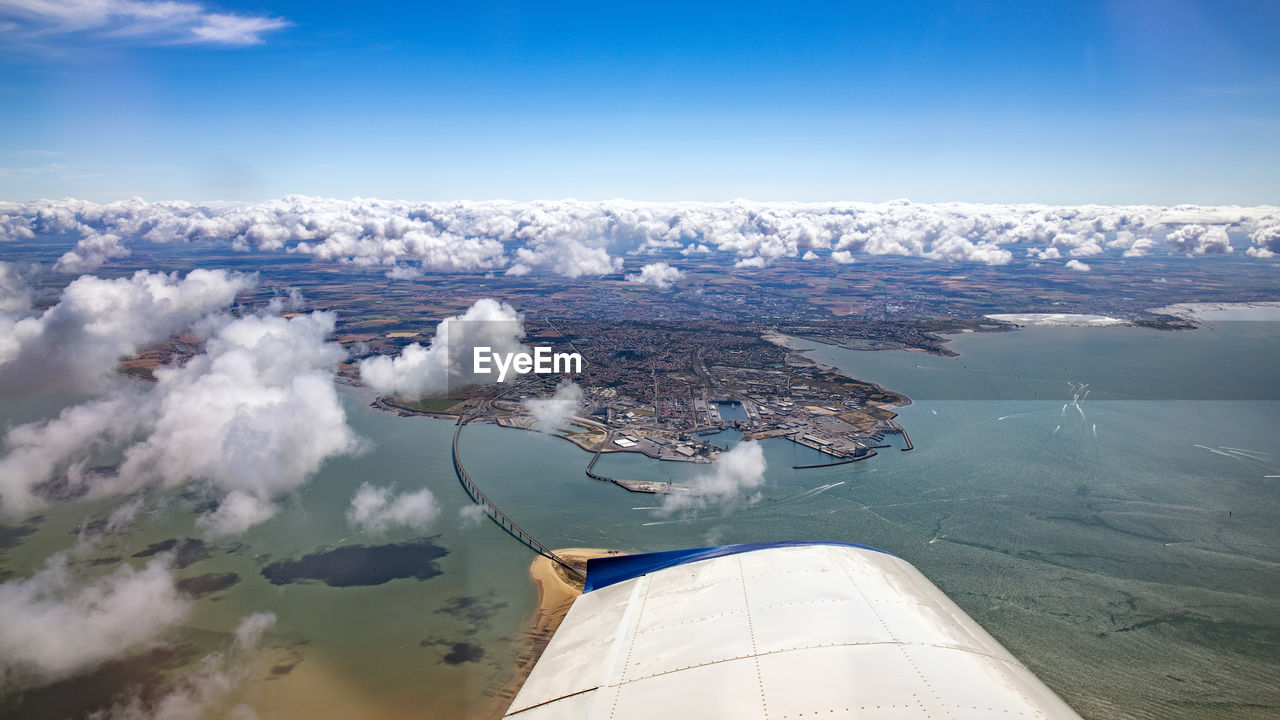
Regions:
[[1065, 259, 1091, 272], [189, 12, 288, 45], [0, 309, 361, 534], [117, 311, 359, 536], [54, 232, 130, 273], [359, 298, 527, 398], [1249, 224, 1280, 256], [923, 235, 1012, 265], [346, 483, 439, 534], [196, 490, 276, 538], [523, 381, 583, 433], [1165, 224, 1233, 255], [0, 261, 32, 312], [1068, 241, 1104, 258], [1, 198, 1276, 280], [458, 503, 487, 527], [1107, 230, 1137, 250], [1122, 238, 1155, 258], [0, 269, 253, 394], [661, 441, 767, 514], [0, 0, 289, 46], [88, 612, 276, 720], [0, 553, 189, 687], [510, 237, 622, 278], [626, 262, 684, 289], [0, 395, 143, 514]]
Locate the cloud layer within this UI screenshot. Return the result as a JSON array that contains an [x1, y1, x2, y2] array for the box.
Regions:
[[3, 198, 1276, 280]]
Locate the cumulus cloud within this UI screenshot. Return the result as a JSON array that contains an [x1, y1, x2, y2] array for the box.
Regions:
[[458, 503, 487, 528], [121, 312, 360, 536], [523, 381, 583, 433], [347, 483, 439, 534], [661, 441, 767, 514], [88, 612, 276, 720], [508, 237, 622, 278], [359, 298, 527, 398], [0, 261, 32, 312], [0, 0, 289, 47], [1107, 230, 1136, 251], [0, 395, 143, 514], [0, 553, 189, 687], [54, 232, 131, 273], [1123, 238, 1155, 258], [1, 198, 1275, 279], [0, 269, 253, 394], [1165, 224, 1233, 255], [626, 262, 684, 290], [1248, 225, 1280, 258], [0, 309, 361, 534], [1068, 242, 1103, 258], [923, 235, 1012, 265], [1065, 259, 1091, 272]]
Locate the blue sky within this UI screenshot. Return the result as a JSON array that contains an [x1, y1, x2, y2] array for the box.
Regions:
[[1, 0, 1278, 204]]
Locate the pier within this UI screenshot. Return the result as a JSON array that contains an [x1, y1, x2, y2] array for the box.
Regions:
[[585, 443, 673, 494], [452, 417, 584, 579], [791, 457, 863, 469], [891, 420, 914, 451]]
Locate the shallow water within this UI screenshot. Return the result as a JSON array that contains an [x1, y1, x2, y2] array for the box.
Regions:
[[1, 322, 1278, 718]]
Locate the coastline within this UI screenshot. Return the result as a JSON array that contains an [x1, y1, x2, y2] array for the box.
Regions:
[[763, 331, 914, 409], [481, 548, 624, 718], [1149, 300, 1280, 321]]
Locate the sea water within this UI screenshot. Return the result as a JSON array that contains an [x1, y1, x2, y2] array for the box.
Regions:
[[1, 321, 1277, 718]]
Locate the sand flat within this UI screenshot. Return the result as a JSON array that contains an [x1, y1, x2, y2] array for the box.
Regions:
[[1150, 301, 1280, 320], [985, 313, 1126, 326]]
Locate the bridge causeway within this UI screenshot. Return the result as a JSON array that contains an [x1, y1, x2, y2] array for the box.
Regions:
[[452, 416, 585, 580]]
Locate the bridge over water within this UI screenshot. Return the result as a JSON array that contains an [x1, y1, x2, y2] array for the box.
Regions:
[[451, 416, 585, 580]]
